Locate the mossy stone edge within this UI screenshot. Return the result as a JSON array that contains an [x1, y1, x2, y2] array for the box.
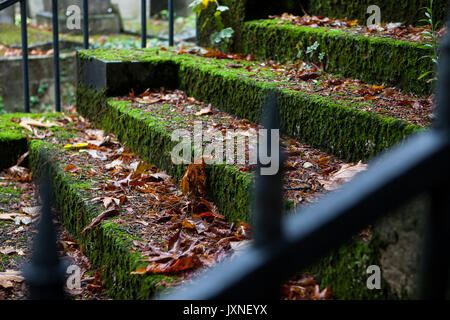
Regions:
[[28, 139, 175, 299]]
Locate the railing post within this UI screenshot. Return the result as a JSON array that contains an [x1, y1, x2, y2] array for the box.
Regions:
[[20, 0, 30, 113], [52, 0, 61, 112], [436, 16, 450, 133], [168, 0, 174, 46], [141, 0, 147, 48], [24, 171, 66, 300], [83, 0, 89, 49], [418, 16, 450, 299], [195, 14, 198, 45], [254, 90, 283, 247]]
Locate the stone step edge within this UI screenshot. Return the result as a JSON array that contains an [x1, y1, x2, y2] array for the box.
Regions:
[[237, 19, 433, 95], [28, 139, 175, 300], [77, 49, 423, 163]]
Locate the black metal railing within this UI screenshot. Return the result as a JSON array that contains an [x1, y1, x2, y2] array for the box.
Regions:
[[160, 21, 450, 300], [0, 0, 176, 113], [3, 1, 448, 300]]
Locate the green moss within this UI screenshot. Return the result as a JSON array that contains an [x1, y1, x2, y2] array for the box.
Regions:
[[237, 19, 434, 95], [76, 84, 254, 223], [0, 22, 80, 47], [197, 0, 304, 50], [309, 236, 396, 300]]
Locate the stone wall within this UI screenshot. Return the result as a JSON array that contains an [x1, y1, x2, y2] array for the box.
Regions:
[[0, 53, 76, 112]]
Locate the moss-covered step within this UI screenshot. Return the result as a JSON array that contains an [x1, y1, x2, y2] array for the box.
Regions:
[[0, 113, 57, 170], [237, 19, 433, 95], [309, 194, 429, 299], [77, 48, 422, 164], [28, 141, 175, 300], [307, 0, 449, 28], [197, 0, 448, 50], [1, 112, 428, 299], [0, 113, 173, 299], [76, 87, 255, 223]]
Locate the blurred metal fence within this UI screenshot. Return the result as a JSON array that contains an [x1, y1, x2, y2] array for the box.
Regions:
[[2, 0, 448, 300]]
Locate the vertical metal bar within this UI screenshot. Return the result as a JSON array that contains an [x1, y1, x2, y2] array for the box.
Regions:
[[83, 0, 89, 49], [195, 14, 199, 45], [436, 16, 450, 132], [168, 0, 174, 46], [254, 90, 283, 247], [20, 0, 30, 113], [24, 170, 66, 300], [141, 0, 147, 48], [418, 17, 450, 299], [52, 0, 61, 112], [418, 186, 450, 299]]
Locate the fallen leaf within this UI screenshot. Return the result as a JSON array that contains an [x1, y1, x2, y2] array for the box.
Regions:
[[0, 247, 17, 255], [102, 197, 120, 209], [144, 255, 199, 274], [195, 104, 213, 116], [181, 160, 207, 197], [81, 208, 120, 234], [133, 161, 155, 176], [6, 165, 32, 182], [0, 270, 24, 289], [298, 72, 320, 81], [19, 118, 58, 132], [21, 206, 41, 217], [318, 161, 368, 191], [64, 164, 80, 173]]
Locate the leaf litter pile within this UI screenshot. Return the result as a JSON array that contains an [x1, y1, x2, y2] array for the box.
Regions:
[[0, 154, 108, 300], [1, 110, 357, 299], [269, 13, 448, 43], [173, 47, 434, 126]]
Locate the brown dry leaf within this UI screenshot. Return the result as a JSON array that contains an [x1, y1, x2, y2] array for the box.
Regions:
[[195, 104, 213, 116], [64, 164, 80, 173], [16, 152, 29, 167], [130, 266, 147, 275], [144, 255, 199, 274], [182, 219, 196, 230], [105, 159, 123, 170], [0, 246, 17, 255], [181, 160, 207, 197], [134, 161, 155, 176], [318, 161, 368, 191], [102, 197, 120, 209], [18, 118, 58, 132], [6, 165, 32, 182], [0, 270, 24, 289], [149, 172, 170, 181], [0, 213, 23, 221], [81, 208, 120, 234]]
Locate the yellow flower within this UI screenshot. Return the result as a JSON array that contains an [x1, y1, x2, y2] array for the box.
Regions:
[[202, 0, 215, 8]]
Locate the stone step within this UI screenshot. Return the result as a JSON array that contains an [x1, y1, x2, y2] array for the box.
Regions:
[[197, 1, 443, 95], [77, 48, 423, 165], [0, 111, 425, 299], [236, 19, 434, 95], [0, 113, 175, 299]]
